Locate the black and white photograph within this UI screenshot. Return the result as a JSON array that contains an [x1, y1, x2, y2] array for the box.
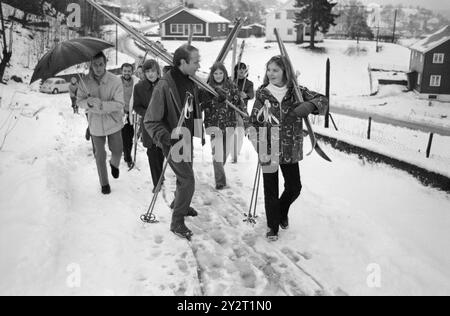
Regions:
[[0, 0, 449, 297]]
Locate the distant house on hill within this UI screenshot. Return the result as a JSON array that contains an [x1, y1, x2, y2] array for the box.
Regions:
[[159, 7, 230, 42], [265, 0, 324, 43], [409, 26, 450, 101], [248, 23, 265, 38]]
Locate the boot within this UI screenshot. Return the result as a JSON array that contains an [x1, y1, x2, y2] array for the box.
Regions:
[[101, 185, 111, 195], [110, 163, 120, 179], [171, 219, 193, 240]]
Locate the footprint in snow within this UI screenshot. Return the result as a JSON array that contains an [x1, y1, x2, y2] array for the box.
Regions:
[[154, 235, 164, 244]]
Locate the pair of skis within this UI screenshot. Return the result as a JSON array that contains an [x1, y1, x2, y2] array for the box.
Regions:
[[85, 0, 248, 120], [243, 30, 332, 224], [274, 29, 332, 162]]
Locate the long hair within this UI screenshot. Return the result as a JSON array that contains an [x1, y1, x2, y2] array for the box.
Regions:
[[263, 55, 289, 86], [233, 62, 248, 81], [208, 62, 230, 87], [143, 59, 161, 78]]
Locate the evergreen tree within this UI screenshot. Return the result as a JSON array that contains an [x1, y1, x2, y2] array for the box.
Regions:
[[294, 0, 338, 48], [346, 2, 373, 42]]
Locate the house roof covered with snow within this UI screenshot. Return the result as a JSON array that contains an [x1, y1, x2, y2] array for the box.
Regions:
[[410, 25, 450, 53], [159, 7, 230, 24], [158, 5, 185, 22], [188, 9, 231, 24]]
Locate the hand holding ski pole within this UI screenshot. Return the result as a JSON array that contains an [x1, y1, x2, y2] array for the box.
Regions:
[[141, 93, 194, 224]]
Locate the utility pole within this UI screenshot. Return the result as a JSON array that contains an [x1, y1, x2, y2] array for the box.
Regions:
[[392, 9, 397, 43], [116, 24, 118, 65]]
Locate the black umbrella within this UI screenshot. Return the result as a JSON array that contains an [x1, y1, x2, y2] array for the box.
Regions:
[[30, 37, 114, 84]]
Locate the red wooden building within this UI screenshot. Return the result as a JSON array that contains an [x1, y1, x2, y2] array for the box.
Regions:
[[409, 26, 450, 101], [159, 7, 230, 42]]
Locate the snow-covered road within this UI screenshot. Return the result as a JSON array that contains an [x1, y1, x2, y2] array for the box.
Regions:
[[1, 84, 449, 296]]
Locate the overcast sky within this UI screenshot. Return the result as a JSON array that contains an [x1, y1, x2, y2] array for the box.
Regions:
[[354, 0, 450, 12]]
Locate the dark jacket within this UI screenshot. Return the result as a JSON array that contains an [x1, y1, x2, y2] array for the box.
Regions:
[[144, 69, 203, 151], [199, 79, 248, 132], [133, 78, 159, 148], [235, 78, 255, 106], [250, 84, 328, 165]]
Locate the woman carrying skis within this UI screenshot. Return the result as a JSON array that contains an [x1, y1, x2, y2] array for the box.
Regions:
[[233, 62, 255, 107], [200, 62, 248, 190], [233, 62, 255, 158], [249, 56, 328, 241]]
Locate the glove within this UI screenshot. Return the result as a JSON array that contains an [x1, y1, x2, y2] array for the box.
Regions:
[[289, 102, 316, 118], [87, 97, 102, 109], [160, 133, 172, 147]]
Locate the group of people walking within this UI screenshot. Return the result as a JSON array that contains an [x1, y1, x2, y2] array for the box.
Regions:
[[74, 43, 328, 242]]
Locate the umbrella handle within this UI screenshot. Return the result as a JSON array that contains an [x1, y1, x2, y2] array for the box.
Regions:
[[76, 73, 90, 97]]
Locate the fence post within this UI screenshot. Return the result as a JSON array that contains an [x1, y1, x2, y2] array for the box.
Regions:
[[426, 133, 434, 158], [367, 117, 372, 140], [325, 58, 330, 128]]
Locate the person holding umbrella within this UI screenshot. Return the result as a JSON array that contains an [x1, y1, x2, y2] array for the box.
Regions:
[[77, 52, 125, 195]]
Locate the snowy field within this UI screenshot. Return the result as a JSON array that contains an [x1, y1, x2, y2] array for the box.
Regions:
[[122, 36, 450, 176], [140, 36, 450, 128], [1, 83, 450, 296], [310, 109, 450, 178]]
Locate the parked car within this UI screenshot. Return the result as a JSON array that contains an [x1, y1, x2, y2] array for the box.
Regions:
[[40, 78, 69, 94]]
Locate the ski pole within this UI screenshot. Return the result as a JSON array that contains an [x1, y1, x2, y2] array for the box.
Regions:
[[244, 162, 261, 224], [129, 113, 141, 171], [141, 93, 193, 224]]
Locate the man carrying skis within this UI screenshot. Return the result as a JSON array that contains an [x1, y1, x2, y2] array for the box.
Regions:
[[144, 45, 203, 240]]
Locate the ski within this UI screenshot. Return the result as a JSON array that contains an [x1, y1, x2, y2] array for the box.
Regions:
[[85, 0, 248, 119], [234, 40, 246, 83], [128, 113, 141, 172], [215, 18, 245, 64], [274, 28, 332, 162]]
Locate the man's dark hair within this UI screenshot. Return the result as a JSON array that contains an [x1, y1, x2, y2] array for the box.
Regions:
[[92, 52, 107, 64], [121, 63, 135, 71], [173, 45, 199, 67]]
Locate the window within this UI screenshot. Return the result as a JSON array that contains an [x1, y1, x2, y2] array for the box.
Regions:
[[430, 75, 441, 87], [218, 24, 221, 32], [194, 24, 203, 34], [287, 10, 296, 19], [417, 73, 421, 85], [170, 24, 184, 34], [275, 13, 281, 20], [433, 53, 445, 64], [287, 28, 293, 35]]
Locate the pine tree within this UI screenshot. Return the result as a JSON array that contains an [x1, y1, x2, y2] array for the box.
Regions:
[[294, 0, 338, 48], [346, 3, 373, 42]]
